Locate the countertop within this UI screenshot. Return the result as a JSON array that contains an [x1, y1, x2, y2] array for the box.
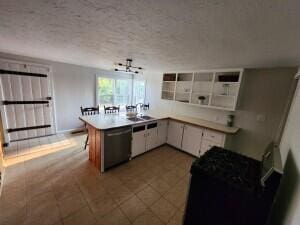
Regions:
[[79, 111, 240, 134]]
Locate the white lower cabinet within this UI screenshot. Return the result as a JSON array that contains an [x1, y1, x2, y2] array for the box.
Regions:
[[200, 129, 226, 156], [132, 122, 159, 157], [157, 119, 168, 146], [132, 119, 227, 158], [182, 124, 203, 157], [167, 120, 184, 149], [132, 124, 146, 157], [146, 122, 158, 151]]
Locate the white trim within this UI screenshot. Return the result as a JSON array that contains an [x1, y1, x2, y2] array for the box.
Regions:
[[163, 68, 244, 74], [56, 127, 85, 134], [0, 57, 50, 70], [50, 68, 58, 134]]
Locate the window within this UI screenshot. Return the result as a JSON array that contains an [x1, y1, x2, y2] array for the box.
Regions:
[[98, 78, 114, 106], [97, 76, 146, 108], [115, 79, 130, 106], [133, 80, 146, 104]]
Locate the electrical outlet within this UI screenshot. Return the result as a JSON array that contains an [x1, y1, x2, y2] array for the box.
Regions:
[[215, 116, 220, 122]]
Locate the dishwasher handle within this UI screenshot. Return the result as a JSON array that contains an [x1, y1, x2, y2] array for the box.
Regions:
[[106, 129, 131, 137]]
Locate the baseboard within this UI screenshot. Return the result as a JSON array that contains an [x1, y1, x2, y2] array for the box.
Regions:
[[56, 127, 85, 134]]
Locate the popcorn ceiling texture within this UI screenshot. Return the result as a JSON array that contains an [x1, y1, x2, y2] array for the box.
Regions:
[[0, 0, 299, 71]]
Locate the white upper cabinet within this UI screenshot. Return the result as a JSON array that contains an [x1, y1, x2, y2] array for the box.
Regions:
[[182, 124, 203, 157], [167, 120, 184, 149], [157, 120, 168, 146], [161, 73, 176, 100], [161, 69, 243, 111]]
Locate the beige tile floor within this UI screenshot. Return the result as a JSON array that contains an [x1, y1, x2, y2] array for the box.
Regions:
[[0, 133, 195, 225]]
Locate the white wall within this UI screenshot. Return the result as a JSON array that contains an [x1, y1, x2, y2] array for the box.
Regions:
[[278, 80, 300, 225], [51, 63, 97, 132]]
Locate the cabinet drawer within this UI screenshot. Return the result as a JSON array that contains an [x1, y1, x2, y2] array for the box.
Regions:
[[203, 129, 224, 144], [200, 140, 222, 156]]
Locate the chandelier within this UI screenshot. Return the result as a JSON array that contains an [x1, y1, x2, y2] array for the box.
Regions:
[[114, 59, 143, 74]]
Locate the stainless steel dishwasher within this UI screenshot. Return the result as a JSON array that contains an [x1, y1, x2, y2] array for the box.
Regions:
[[103, 126, 132, 171]]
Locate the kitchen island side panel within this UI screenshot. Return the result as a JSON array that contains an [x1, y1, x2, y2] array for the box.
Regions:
[[87, 124, 101, 169], [95, 129, 101, 169]]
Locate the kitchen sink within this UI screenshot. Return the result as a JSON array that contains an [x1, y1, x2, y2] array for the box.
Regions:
[[127, 115, 155, 122], [140, 115, 154, 120], [127, 117, 144, 122]]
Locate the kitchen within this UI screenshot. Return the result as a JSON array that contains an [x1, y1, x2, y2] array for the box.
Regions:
[[0, 1, 300, 225]]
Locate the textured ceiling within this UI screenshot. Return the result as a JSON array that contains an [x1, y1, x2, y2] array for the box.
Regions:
[[0, 0, 300, 72]]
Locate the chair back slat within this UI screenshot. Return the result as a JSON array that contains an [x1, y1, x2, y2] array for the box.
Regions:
[[136, 103, 150, 111], [143, 103, 150, 110], [126, 105, 136, 112], [80, 106, 100, 116], [104, 105, 120, 114]]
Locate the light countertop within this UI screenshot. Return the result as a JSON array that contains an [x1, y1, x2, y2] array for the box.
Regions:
[[79, 111, 240, 134]]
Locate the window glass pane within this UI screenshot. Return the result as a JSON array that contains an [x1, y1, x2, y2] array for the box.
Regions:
[[115, 79, 130, 106], [133, 80, 145, 104], [98, 77, 114, 106], [96, 76, 145, 108]]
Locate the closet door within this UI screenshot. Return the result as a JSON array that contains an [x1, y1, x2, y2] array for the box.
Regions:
[[0, 59, 55, 142]]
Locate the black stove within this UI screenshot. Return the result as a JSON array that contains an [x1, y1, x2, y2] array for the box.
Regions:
[[183, 146, 282, 225], [192, 149, 261, 192]]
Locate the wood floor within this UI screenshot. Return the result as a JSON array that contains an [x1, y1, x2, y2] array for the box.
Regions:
[[1, 133, 195, 225]]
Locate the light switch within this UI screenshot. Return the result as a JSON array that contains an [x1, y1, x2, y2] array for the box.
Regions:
[[256, 114, 266, 122]]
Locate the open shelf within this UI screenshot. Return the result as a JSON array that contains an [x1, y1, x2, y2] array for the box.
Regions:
[[175, 92, 190, 103], [194, 72, 214, 82], [162, 91, 174, 100], [163, 73, 176, 81], [177, 73, 193, 81], [162, 81, 176, 92], [161, 69, 243, 111], [215, 72, 240, 83], [191, 94, 210, 106]]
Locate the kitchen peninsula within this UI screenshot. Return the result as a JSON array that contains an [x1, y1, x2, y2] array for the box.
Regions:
[[79, 112, 239, 172]]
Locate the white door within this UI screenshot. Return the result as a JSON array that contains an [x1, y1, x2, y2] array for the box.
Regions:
[[157, 119, 168, 146], [0, 60, 55, 142], [167, 120, 184, 149], [132, 125, 146, 157], [182, 124, 203, 157], [146, 122, 158, 151]]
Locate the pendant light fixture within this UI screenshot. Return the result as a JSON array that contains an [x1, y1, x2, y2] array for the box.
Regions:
[[114, 59, 143, 74]]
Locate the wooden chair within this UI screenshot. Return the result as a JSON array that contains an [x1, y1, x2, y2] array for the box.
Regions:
[[104, 105, 120, 114], [142, 103, 150, 110], [126, 105, 136, 112], [80, 106, 100, 116], [136, 103, 150, 111], [80, 106, 99, 150]]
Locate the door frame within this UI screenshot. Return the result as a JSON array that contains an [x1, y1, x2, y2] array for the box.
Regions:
[[0, 58, 57, 144]]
